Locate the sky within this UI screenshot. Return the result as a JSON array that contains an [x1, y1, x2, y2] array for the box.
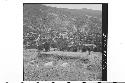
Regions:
[[43, 4, 102, 11]]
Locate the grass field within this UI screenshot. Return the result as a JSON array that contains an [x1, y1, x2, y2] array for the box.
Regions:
[[23, 49, 102, 81]]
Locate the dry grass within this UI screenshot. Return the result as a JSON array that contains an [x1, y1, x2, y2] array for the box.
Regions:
[[23, 49, 102, 81]]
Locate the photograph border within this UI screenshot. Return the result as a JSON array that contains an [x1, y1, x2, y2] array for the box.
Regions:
[[102, 3, 108, 81]]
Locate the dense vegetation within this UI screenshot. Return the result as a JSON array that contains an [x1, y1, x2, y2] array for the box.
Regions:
[[23, 4, 102, 52]]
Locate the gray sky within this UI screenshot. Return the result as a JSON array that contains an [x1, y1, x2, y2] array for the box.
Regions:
[[44, 4, 102, 11]]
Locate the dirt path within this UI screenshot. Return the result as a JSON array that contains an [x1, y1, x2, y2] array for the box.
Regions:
[[40, 51, 89, 58], [40, 51, 102, 58]]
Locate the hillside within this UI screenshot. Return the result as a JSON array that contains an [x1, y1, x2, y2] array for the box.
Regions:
[[23, 4, 102, 52]]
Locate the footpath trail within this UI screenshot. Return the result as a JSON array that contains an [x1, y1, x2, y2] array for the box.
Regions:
[[40, 51, 88, 57], [40, 51, 102, 58]]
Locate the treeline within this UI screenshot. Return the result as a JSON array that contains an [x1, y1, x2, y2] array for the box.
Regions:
[[23, 28, 102, 53]]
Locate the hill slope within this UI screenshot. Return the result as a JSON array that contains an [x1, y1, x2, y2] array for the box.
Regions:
[[23, 4, 102, 51]]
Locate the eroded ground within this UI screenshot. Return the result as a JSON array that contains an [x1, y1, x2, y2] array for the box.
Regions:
[[23, 49, 102, 81]]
